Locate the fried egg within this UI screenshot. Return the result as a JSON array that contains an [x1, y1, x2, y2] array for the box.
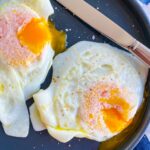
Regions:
[[0, 0, 57, 137], [0, 0, 54, 99], [31, 41, 148, 142]]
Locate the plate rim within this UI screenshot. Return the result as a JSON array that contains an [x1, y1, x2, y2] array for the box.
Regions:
[[119, 0, 150, 149]]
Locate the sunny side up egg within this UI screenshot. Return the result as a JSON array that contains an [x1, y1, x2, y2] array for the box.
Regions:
[[0, 0, 61, 137], [31, 41, 148, 142], [0, 0, 54, 99]]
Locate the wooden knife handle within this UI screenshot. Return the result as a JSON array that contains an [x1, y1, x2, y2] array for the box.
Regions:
[[128, 41, 150, 68]]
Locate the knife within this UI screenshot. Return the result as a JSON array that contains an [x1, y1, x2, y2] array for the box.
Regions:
[[56, 0, 150, 68]]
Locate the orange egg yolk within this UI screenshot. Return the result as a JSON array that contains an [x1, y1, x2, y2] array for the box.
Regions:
[[81, 83, 132, 133], [18, 18, 52, 55], [102, 108, 132, 133], [48, 21, 66, 54], [100, 88, 132, 133]]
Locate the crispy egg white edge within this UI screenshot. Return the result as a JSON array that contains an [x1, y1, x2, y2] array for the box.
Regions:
[[31, 41, 148, 142], [30, 103, 45, 131], [30, 83, 57, 132], [0, 62, 29, 137]]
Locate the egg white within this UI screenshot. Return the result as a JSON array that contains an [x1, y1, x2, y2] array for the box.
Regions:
[[0, 0, 54, 19], [0, 62, 29, 137], [30, 103, 45, 131], [31, 41, 148, 142], [18, 44, 54, 100]]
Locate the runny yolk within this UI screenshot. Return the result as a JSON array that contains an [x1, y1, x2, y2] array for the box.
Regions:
[[81, 83, 133, 134], [100, 88, 130, 121], [48, 21, 66, 54], [18, 18, 52, 55], [100, 88, 131, 133], [17, 17, 66, 55], [102, 108, 131, 133]]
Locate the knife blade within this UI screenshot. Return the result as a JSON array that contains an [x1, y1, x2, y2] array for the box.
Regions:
[[56, 0, 150, 67]]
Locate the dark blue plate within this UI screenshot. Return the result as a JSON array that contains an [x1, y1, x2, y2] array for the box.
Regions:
[[0, 0, 149, 150]]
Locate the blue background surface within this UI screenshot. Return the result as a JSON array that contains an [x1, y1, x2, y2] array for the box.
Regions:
[[140, 0, 150, 4], [135, 136, 150, 150]]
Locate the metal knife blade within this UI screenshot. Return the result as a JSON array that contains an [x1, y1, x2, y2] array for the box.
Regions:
[[56, 0, 150, 67]]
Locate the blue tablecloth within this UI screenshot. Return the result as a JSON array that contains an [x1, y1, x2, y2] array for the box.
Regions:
[[135, 136, 150, 150], [140, 0, 150, 4]]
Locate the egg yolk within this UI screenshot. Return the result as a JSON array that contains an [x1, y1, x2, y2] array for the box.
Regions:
[[102, 108, 132, 133], [100, 88, 130, 121], [0, 83, 4, 94], [18, 18, 51, 55], [80, 83, 133, 133], [18, 17, 66, 55], [100, 87, 132, 133], [48, 21, 66, 54]]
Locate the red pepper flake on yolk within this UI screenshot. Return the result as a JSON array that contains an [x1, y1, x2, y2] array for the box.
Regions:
[[18, 18, 51, 55]]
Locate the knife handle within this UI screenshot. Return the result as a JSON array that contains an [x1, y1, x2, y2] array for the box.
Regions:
[[128, 41, 150, 68]]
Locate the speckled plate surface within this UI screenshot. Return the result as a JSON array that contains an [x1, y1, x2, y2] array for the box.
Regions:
[[0, 0, 150, 150]]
